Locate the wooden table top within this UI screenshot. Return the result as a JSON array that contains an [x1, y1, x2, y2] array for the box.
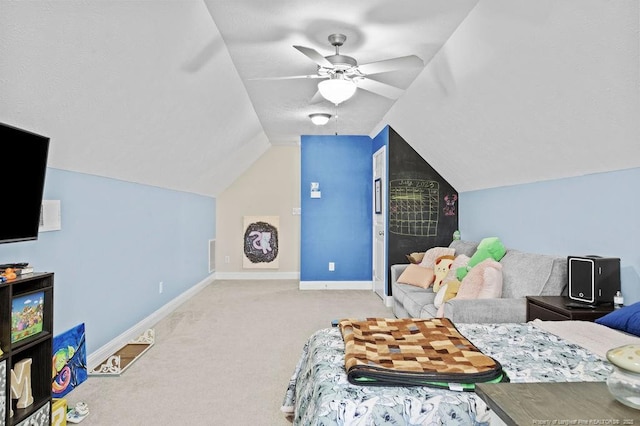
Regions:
[[475, 382, 640, 425]]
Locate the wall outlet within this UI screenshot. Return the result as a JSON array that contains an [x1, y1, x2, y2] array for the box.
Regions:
[[159, 281, 164, 294], [224, 255, 230, 264], [329, 262, 335, 271]]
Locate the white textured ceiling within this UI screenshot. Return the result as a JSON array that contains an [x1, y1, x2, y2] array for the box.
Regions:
[[204, 0, 478, 144], [378, 0, 640, 192], [1, 0, 638, 197]]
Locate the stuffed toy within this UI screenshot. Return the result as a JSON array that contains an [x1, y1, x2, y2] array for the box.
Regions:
[[434, 280, 462, 317], [455, 259, 503, 300], [419, 247, 455, 269], [432, 255, 455, 292], [443, 279, 461, 301], [456, 237, 506, 281]]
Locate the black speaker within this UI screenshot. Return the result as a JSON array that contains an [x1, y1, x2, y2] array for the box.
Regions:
[[568, 256, 620, 304]]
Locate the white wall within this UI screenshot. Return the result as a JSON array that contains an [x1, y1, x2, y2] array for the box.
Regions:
[[215, 145, 300, 277]]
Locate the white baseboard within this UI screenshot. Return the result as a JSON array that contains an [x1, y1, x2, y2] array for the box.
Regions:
[[385, 295, 394, 307], [299, 281, 373, 290], [214, 271, 299, 280], [87, 274, 215, 371]]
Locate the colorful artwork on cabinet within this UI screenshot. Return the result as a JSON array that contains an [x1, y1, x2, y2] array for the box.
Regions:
[[243, 216, 279, 269], [52, 323, 87, 398], [11, 291, 45, 343]]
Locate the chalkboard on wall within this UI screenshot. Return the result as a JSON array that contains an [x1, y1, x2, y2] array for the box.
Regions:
[[387, 127, 458, 274]]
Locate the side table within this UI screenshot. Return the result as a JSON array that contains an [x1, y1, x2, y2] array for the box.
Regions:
[[526, 295, 614, 322], [476, 382, 640, 425]]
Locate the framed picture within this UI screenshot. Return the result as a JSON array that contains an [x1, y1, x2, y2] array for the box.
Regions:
[[243, 215, 280, 269], [374, 178, 382, 214]]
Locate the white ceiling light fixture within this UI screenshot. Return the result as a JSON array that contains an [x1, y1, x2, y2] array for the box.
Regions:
[[253, 33, 424, 107], [317, 72, 357, 105], [309, 113, 332, 126]]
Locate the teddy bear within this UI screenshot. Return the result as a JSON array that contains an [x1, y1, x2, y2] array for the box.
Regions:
[[432, 254, 455, 292]]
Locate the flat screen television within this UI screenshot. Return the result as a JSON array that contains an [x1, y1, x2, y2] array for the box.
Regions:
[[0, 122, 50, 244], [11, 291, 45, 343]]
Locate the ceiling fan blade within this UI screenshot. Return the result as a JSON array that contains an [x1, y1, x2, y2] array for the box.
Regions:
[[248, 74, 324, 81], [357, 55, 424, 75], [356, 78, 405, 100], [293, 45, 335, 69]]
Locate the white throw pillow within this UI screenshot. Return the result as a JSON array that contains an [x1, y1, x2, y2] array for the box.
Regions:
[[419, 246, 455, 269]]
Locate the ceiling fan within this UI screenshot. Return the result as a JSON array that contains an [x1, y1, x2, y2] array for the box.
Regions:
[[253, 33, 424, 105]]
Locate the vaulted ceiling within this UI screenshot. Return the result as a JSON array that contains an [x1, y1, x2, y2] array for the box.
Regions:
[[1, 1, 638, 197], [203, 0, 478, 144]]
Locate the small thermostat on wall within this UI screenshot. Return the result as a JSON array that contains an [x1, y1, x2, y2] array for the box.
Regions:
[[39, 200, 61, 232], [310, 182, 321, 198]]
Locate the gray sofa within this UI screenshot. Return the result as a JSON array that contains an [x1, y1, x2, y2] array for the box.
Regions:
[[391, 240, 568, 323]]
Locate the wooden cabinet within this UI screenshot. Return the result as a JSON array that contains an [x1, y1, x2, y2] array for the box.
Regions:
[[526, 295, 614, 322], [1, 273, 53, 426]]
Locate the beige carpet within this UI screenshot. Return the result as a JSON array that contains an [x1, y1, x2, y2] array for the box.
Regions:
[[65, 280, 393, 425]]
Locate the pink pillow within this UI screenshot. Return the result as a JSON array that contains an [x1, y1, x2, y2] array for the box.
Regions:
[[419, 247, 455, 269], [455, 259, 503, 300], [397, 264, 435, 289], [442, 254, 470, 285]]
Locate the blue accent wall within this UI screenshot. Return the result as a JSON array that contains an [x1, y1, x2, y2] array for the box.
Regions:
[[459, 167, 640, 304], [0, 168, 215, 353], [372, 126, 387, 153], [300, 135, 373, 281]]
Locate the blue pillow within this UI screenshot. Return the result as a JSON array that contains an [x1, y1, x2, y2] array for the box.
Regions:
[[596, 302, 640, 336]]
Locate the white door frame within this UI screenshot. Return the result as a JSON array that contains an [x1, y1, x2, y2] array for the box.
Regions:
[[372, 146, 390, 306]]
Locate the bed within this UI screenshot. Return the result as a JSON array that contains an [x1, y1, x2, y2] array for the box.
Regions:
[[281, 316, 640, 425]]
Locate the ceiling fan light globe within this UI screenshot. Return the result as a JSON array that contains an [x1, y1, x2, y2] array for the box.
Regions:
[[318, 79, 357, 105], [309, 113, 332, 126]]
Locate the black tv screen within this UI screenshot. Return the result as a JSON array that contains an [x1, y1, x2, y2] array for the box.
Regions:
[[0, 122, 50, 244]]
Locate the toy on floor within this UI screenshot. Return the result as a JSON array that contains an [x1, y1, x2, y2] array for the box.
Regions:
[[67, 401, 89, 424]]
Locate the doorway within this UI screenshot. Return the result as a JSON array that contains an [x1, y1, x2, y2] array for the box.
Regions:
[[372, 147, 387, 303]]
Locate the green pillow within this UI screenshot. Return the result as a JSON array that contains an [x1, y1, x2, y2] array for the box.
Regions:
[[456, 237, 506, 281]]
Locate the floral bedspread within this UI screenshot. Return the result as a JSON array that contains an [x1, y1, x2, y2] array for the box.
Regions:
[[281, 322, 612, 425]]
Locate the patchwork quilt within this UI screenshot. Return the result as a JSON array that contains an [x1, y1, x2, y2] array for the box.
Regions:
[[339, 318, 506, 388], [282, 322, 611, 425]]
